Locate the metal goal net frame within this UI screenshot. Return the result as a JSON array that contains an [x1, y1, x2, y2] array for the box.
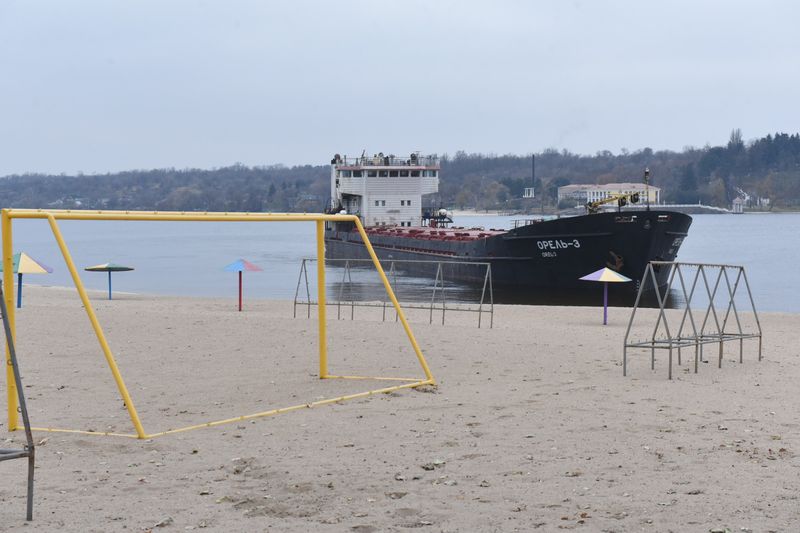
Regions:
[[1, 209, 435, 439]]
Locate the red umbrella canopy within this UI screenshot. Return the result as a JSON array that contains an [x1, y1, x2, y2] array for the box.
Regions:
[[223, 259, 263, 272]]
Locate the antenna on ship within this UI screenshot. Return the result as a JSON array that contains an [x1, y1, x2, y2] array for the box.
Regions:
[[523, 154, 535, 202], [644, 167, 650, 212]]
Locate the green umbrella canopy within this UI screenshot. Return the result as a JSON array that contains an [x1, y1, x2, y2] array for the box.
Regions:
[[84, 263, 135, 272], [0, 252, 53, 274]]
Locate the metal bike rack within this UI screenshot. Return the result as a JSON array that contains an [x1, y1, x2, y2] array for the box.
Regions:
[[0, 284, 35, 520], [623, 262, 762, 380], [294, 258, 494, 328]]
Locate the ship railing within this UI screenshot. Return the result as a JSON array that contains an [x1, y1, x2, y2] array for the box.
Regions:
[[293, 258, 493, 328], [332, 154, 439, 167], [512, 218, 547, 228], [622, 261, 762, 380]]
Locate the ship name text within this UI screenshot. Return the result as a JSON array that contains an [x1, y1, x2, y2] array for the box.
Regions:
[[537, 239, 581, 250]]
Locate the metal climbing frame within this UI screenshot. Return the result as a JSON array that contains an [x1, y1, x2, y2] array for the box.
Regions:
[[623, 261, 762, 380], [293, 258, 494, 328], [0, 284, 35, 521]]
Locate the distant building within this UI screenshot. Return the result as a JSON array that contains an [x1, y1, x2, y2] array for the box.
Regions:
[[557, 183, 660, 206], [732, 197, 745, 214]]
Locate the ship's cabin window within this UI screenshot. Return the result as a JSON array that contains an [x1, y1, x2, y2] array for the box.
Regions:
[[382, 200, 386, 206], [424, 170, 438, 178], [407, 200, 412, 206], [400, 200, 405, 206], [389, 170, 399, 177], [352, 170, 362, 177], [367, 170, 377, 177], [340, 170, 352, 178], [379, 170, 388, 177], [399, 170, 409, 177], [375, 200, 379, 206], [410, 170, 420, 177]]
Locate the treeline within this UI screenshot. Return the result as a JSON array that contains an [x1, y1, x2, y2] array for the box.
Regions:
[[2, 130, 800, 212], [440, 130, 800, 210], [0, 164, 330, 212]]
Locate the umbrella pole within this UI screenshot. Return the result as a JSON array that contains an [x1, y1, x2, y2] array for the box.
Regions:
[[603, 282, 608, 325], [108, 271, 112, 300], [238, 271, 242, 312], [17, 273, 22, 309]]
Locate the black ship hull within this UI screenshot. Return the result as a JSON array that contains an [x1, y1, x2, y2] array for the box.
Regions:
[[324, 210, 692, 296]]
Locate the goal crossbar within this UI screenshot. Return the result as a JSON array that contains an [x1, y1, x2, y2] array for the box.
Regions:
[[2, 209, 435, 439]]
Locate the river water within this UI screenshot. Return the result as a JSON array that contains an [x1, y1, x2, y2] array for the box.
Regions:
[[3, 213, 797, 312]]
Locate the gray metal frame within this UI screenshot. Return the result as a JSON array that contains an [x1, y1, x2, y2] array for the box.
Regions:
[[293, 258, 494, 328], [0, 285, 35, 521], [623, 261, 762, 380]]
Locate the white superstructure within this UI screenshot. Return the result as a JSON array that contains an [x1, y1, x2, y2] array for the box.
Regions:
[[329, 152, 440, 227]]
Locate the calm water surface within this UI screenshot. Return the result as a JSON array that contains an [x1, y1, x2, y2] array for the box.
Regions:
[[3, 213, 798, 312]]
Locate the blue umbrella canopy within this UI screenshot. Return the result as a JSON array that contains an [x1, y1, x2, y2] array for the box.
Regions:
[[223, 259, 263, 272]]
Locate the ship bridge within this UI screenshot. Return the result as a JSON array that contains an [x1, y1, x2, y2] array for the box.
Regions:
[[330, 152, 440, 228]]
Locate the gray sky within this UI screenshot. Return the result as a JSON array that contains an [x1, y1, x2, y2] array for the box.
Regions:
[[1, 0, 798, 175]]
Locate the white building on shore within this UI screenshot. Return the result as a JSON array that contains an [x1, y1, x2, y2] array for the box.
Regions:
[[557, 183, 661, 206]]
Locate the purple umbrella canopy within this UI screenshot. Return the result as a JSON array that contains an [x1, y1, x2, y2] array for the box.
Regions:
[[579, 267, 632, 283], [579, 267, 632, 325]]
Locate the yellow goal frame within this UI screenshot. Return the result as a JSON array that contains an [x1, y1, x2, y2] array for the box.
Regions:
[[1, 209, 435, 439]]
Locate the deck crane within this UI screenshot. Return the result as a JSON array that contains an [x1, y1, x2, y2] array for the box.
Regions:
[[585, 191, 641, 214]]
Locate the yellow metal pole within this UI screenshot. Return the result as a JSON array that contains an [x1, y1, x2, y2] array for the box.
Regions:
[[353, 218, 435, 383], [45, 215, 148, 438], [316, 220, 328, 378], [147, 378, 430, 438], [7, 209, 360, 223], [2, 209, 19, 430]]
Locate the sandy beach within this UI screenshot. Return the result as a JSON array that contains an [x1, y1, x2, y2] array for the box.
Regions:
[[1, 286, 798, 532]]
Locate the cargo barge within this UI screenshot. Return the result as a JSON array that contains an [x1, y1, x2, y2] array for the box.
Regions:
[[324, 153, 691, 295]]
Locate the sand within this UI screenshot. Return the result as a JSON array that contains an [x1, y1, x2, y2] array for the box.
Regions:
[[0, 285, 798, 532]]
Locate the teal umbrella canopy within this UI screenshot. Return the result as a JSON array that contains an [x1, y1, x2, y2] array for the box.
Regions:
[[84, 263, 134, 272], [1, 252, 53, 274], [84, 262, 134, 300], [2, 252, 53, 308]]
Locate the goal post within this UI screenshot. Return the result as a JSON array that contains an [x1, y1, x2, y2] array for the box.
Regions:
[[1, 208, 435, 439]]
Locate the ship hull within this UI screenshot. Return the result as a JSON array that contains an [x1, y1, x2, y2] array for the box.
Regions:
[[324, 210, 692, 295]]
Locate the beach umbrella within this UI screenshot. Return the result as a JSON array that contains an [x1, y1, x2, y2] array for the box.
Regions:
[[223, 259, 263, 311], [84, 263, 135, 300], [579, 267, 632, 325], [0, 252, 54, 308]]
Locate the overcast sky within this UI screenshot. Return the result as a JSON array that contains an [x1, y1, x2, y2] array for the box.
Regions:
[[1, 0, 798, 175]]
